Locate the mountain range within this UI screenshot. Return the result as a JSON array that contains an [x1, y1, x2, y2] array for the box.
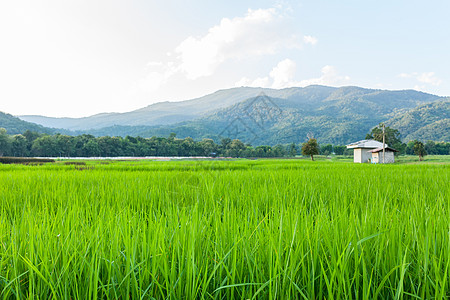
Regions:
[[2, 85, 448, 145]]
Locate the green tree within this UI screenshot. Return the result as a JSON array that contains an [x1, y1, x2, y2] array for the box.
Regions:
[[55, 134, 74, 157], [255, 145, 272, 157], [84, 139, 101, 157], [413, 140, 427, 161], [424, 140, 437, 155], [199, 138, 217, 156], [0, 128, 11, 156], [366, 124, 404, 153], [220, 138, 232, 150], [320, 144, 333, 156], [288, 143, 297, 157], [273, 144, 286, 157], [302, 138, 320, 161], [11, 134, 28, 157], [31, 135, 58, 157], [405, 140, 415, 155], [333, 145, 346, 155], [226, 139, 246, 157]]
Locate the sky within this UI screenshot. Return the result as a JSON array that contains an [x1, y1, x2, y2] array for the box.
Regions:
[[0, 0, 449, 117]]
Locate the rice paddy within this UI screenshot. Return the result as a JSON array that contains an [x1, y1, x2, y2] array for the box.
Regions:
[[0, 159, 449, 299]]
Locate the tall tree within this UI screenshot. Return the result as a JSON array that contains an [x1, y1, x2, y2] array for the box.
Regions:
[[11, 134, 28, 157], [413, 140, 427, 161], [302, 138, 320, 161], [0, 128, 11, 156], [320, 144, 333, 156], [31, 135, 58, 157], [288, 143, 297, 157], [366, 124, 404, 152]]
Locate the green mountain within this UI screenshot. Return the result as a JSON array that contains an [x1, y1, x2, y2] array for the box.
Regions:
[[18, 85, 392, 131], [0, 111, 57, 135], [82, 86, 445, 145], [19, 87, 281, 130], [13, 86, 449, 144], [385, 100, 450, 142]]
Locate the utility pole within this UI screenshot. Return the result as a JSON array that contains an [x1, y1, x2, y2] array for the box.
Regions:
[[382, 124, 385, 164]]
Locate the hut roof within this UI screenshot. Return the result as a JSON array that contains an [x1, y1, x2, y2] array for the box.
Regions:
[[368, 147, 398, 153], [346, 139, 387, 149]]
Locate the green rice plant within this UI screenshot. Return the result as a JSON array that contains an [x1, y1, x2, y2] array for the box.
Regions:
[[0, 159, 448, 299]]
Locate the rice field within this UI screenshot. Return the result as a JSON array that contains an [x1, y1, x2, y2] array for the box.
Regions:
[[0, 159, 449, 299]]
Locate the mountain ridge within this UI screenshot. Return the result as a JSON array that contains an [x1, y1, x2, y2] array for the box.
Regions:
[[73, 87, 447, 145], [18, 85, 440, 131], [6, 85, 449, 144]]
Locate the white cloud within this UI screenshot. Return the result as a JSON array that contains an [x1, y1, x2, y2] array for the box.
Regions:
[[235, 76, 270, 88], [417, 72, 442, 86], [236, 60, 351, 89], [175, 8, 301, 79], [399, 72, 442, 86], [297, 65, 351, 87], [303, 35, 318, 45], [270, 59, 297, 88], [137, 62, 178, 93], [139, 7, 316, 94]]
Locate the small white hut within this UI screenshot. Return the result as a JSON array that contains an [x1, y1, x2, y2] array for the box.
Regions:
[[346, 140, 386, 163], [369, 147, 398, 164]]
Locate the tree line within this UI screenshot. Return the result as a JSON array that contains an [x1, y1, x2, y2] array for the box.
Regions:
[[0, 129, 297, 158], [0, 127, 448, 158], [365, 124, 450, 156]]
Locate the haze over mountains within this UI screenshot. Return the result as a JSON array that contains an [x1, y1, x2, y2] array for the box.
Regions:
[[7, 85, 450, 145]]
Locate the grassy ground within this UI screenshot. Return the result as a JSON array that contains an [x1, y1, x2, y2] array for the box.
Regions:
[[308, 154, 450, 164], [0, 159, 449, 299]]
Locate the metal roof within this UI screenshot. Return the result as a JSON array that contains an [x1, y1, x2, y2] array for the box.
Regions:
[[346, 139, 387, 149], [368, 147, 398, 153]]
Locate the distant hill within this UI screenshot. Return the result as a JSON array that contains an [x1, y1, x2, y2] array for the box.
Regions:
[[14, 85, 449, 144], [81, 86, 446, 145], [18, 85, 391, 131], [386, 100, 450, 142], [19, 87, 280, 130], [0, 111, 57, 135]]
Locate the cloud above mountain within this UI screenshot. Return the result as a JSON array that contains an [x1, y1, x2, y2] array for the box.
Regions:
[[175, 8, 303, 79], [138, 6, 317, 93], [235, 59, 351, 89]]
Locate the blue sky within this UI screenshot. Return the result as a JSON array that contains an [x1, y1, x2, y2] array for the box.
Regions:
[[0, 0, 449, 117]]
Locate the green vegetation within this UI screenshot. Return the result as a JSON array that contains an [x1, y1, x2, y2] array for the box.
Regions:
[[0, 111, 57, 135], [0, 159, 448, 298], [413, 140, 427, 161], [123, 88, 447, 145], [301, 138, 319, 160], [366, 124, 404, 152], [386, 100, 450, 142], [0, 129, 299, 158], [2, 126, 449, 158]]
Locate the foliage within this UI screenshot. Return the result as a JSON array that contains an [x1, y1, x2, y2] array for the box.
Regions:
[[333, 145, 347, 155], [0, 127, 10, 156], [320, 143, 333, 155], [0, 160, 448, 298], [366, 123, 404, 152], [302, 138, 320, 160], [2, 126, 450, 159], [413, 140, 427, 161], [0, 129, 301, 158], [0, 111, 60, 135], [386, 100, 450, 142], [124, 89, 446, 145]]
